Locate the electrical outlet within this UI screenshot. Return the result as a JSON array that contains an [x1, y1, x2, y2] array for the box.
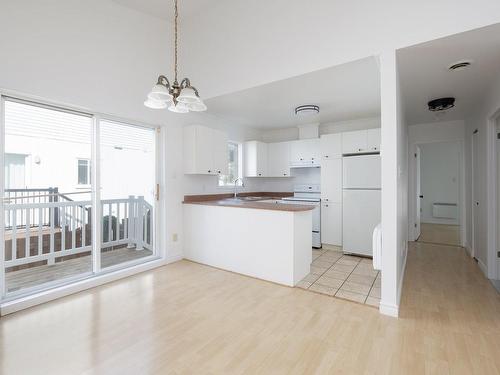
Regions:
[[172, 233, 178, 242]]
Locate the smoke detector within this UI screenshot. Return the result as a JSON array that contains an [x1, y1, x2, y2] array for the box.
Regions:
[[295, 105, 319, 116], [428, 97, 455, 112], [448, 60, 473, 71]]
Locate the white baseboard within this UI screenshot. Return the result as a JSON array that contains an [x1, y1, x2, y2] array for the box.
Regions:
[[1, 255, 181, 316], [379, 302, 399, 317], [491, 279, 500, 293], [477, 258, 488, 277]]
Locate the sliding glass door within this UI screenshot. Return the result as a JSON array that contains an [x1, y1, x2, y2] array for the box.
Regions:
[[1, 96, 159, 301], [99, 120, 156, 269], [2, 99, 94, 296]]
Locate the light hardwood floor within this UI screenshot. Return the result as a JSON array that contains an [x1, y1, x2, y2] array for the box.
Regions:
[[1, 241, 500, 374], [417, 223, 461, 246]]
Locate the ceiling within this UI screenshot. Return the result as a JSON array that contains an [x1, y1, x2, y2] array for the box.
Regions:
[[204, 57, 381, 129], [111, 0, 215, 20], [398, 23, 500, 125]]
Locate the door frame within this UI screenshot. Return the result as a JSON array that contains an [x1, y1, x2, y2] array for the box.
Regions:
[[471, 130, 478, 259], [486, 108, 500, 280], [408, 139, 466, 246], [0, 88, 168, 314]]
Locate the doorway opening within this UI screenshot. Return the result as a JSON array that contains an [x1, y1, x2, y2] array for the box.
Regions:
[[415, 141, 463, 246]]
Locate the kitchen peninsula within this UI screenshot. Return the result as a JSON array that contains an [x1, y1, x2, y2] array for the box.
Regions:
[[183, 193, 313, 286]]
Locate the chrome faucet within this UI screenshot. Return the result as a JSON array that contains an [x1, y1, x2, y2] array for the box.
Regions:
[[233, 178, 244, 198]]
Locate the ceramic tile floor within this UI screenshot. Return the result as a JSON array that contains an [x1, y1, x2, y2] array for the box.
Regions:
[[296, 248, 381, 307]]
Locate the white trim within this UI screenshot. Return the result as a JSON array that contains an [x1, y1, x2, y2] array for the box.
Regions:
[[0, 256, 182, 316], [92, 115, 102, 273], [487, 108, 500, 280], [471, 131, 477, 259], [478, 257, 488, 277], [0, 96, 5, 298], [379, 302, 399, 318]]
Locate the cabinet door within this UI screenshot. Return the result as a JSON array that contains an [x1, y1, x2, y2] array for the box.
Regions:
[[341, 130, 367, 154], [321, 202, 342, 246], [290, 139, 320, 165], [305, 138, 321, 165], [268, 142, 290, 177], [244, 141, 267, 177], [289, 140, 305, 165], [212, 129, 228, 175], [256, 141, 268, 177], [366, 128, 381, 152], [320, 158, 342, 203], [320, 133, 342, 159]]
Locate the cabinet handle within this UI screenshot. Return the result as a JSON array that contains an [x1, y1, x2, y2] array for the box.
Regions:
[[325, 198, 329, 201], [325, 204, 329, 207], [300, 158, 303, 161], [258, 173, 262, 176], [325, 155, 329, 158], [283, 173, 287, 176], [358, 148, 362, 151], [311, 157, 314, 160], [208, 170, 211, 173], [217, 170, 221, 174]]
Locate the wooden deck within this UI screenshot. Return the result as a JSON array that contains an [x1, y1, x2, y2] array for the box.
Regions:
[[5, 247, 153, 293]]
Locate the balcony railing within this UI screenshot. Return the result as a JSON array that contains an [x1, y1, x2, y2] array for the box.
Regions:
[[4, 190, 153, 269]]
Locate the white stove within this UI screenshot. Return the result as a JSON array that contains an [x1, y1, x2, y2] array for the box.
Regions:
[[281, 184, 321, 248]]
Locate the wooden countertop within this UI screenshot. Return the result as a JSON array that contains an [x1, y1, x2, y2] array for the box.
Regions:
[[182, 192, 315, 212]]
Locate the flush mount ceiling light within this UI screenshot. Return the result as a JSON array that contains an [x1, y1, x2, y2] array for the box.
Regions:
[[295, 105, 320, 116], [448, 60, 473, 72], [144, 0, 206, 113], [428, 97, 455, 112]]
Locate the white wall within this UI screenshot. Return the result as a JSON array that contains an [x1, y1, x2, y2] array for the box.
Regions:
[[407, 120, 466, 241], [181, 1, 500, 100], [420, 142, 461, 225], [465, 71, 500, 279], [378, 50, 408, 317]]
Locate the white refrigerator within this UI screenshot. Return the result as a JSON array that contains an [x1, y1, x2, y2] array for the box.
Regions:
[[342, 154, 381, 256]]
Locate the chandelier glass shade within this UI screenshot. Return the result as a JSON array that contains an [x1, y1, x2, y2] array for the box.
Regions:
[[144, 0, 206, 113]]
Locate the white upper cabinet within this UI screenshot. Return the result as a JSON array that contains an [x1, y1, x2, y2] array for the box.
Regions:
[[183, 125, 228, 175], [244, 141, 268, 177], [341, 130, 368, 154], [320, 133, 342, 159], [212, 128, 229, 175], [341, 128, 381, 154], [268, 141, 291, 177], [366, 128, 381, 152], [290, 138, 320, 166]]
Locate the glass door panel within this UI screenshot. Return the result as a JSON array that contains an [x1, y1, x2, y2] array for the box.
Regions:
[[3, 99, 93, 296], [99, 120, 156, 269]]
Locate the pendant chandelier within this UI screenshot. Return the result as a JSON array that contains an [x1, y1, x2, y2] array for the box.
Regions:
[[144, 0, 207, 113]]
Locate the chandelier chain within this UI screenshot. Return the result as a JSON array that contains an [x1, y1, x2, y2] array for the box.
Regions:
[[173, 0, 178, 83]]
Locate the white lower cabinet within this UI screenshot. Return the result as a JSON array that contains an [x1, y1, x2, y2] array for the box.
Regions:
[[321, 202, 342, 246]]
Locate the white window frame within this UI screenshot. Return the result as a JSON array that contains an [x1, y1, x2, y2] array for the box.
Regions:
[[0, 89, 169, 315], [218, 141, 243, 187]]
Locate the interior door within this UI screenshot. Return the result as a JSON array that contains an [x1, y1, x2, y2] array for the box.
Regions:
[[415, 146, 422, 240]]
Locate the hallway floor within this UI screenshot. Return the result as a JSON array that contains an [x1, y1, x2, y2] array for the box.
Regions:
[[417, 223, 461, 246], [1, 242, 500, 374]]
